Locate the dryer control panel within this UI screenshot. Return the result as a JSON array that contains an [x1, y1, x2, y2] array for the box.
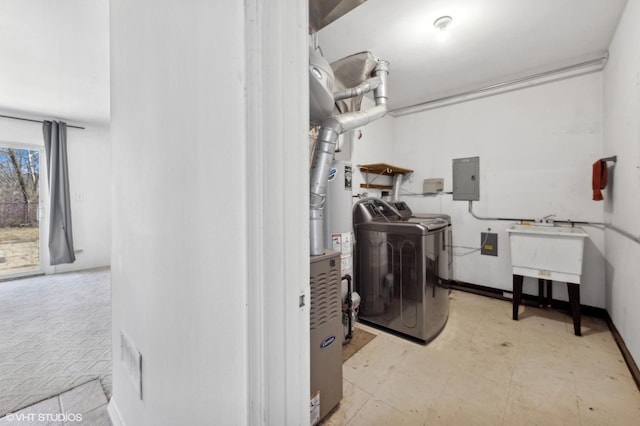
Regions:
[[353, 198, 402, 225], [390, 201, 412, 221]]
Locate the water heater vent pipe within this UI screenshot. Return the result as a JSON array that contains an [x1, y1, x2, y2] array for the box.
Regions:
[[391, 173, 403, 202], [310, 60, 389, 255]]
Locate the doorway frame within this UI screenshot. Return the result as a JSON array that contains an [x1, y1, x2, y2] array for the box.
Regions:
[[0, 141, 48, 280], [245, 0, 310, 424]]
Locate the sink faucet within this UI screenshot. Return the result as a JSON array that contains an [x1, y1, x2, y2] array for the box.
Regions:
[[543, 214, 556, 224]]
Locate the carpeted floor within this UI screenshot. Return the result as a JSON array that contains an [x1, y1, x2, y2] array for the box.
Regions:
[[0, 268, 111, 417]]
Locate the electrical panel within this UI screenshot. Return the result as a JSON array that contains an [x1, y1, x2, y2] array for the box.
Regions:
[[452, 156, 479, 201]]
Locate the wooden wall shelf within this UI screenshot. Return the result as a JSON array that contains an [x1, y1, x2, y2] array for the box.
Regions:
[[359, 183, 393, 189], [358, 163, 413, 191], [358, 163, 414, 175]]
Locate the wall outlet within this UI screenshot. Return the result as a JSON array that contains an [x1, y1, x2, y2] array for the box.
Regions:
[[120, 330, 143, 400]]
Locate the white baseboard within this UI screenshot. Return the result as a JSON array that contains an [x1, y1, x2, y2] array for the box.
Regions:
[[107, 397, 125, 426]]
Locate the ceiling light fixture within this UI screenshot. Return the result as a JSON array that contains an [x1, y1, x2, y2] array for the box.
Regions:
[[433, 15, 453, 41]]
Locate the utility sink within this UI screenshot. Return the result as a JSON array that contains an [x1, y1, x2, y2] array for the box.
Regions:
[[506, 224, 589, 283]]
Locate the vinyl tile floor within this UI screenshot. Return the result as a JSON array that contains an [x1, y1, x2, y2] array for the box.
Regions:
[[323, 290, 640, 426], [0, 379, 111, 425]]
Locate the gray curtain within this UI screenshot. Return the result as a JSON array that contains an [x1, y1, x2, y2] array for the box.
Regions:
[[43, 120, 75, 265]]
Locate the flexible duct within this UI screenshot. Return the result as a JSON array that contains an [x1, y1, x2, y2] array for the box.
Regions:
[[310, 60, 389, 255]]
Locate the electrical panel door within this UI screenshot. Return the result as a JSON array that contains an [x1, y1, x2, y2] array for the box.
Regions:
[[452, 156, 480, 201]]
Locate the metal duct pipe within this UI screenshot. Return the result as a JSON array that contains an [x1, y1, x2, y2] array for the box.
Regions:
[[334, 76, 381, 101], [310, 60, 389, 255], [332, 60, 389, 133], [390, 55, 608, 117], [391, 173, 403, 201], [310, 126, 340, 256], [309, 0, 368, 33]]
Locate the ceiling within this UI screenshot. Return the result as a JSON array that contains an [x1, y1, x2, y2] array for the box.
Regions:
[[317, 0, 628, 112], [0, 0, 628, 125], [0, 0, 110, 125]]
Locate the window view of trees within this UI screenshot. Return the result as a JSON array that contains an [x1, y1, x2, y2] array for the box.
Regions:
[[0, 147, 40, 274]]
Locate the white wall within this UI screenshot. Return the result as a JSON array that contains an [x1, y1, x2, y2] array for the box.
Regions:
[[109, 2, 248, 424], [603, 0, 640, 363], [350, 103, 396, 199], [109, 1, 309, 425], [0, 116, 111, 273], [363, 72, 606, 307], [54, 125, 111, 273]]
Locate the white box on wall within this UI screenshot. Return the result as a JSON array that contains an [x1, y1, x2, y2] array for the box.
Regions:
[[423, 178, 444, 193]]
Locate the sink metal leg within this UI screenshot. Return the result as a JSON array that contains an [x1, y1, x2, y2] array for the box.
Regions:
[[538, 279, 545, 307], [567, 283, 581, 336], [512, 274, 523, 320]]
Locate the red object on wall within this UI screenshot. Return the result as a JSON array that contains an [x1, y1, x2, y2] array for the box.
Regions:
[[592, 160, 608, 201]]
